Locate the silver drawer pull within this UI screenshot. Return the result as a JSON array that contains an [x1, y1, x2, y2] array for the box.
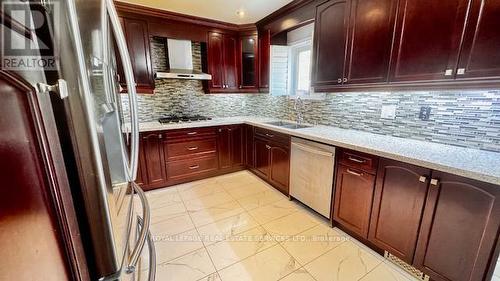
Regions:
[[348, 156, 366, 164], [265, 133, 274, 138], [265, 145, 271, 150], [187, 132, 197, 135], [187, 146, 199, 151], [419, 176, 427, 183], [189, 165, 200, 170], [346, 169, 363, 177]]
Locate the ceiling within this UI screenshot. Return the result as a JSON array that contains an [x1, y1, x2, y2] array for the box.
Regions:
[[116, 0, 295, 24]]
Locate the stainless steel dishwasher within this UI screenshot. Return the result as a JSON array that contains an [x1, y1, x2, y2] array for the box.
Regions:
[[290, 137, 336, 218]]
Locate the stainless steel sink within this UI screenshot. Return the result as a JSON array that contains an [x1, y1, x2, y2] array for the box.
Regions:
[[265, 121, 311, 129]]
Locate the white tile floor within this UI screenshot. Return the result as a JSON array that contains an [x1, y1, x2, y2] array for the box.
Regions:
[[136, 171, 419, 281]]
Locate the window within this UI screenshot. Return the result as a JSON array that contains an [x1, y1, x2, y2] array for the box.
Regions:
[[270, 23, 323, 99], [290, 41, 312, 96]]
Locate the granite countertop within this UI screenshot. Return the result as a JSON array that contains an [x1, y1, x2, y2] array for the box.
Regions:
[[130, 116, 500, 186]]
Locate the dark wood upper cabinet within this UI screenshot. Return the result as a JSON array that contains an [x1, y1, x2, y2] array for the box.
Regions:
[[312, 0, 349, 88], [345, 0, 398, 84], [389, 0, 470, 82], [368, 159, 430, 264], [333, 164, 376, 238], [142, 132, 167, 188], [207, 32, 225, 90], [239, 35, 258, 90], [207, 32, 239, 92], [119, 17, 155, 94], [258, 29, 271, 91], [223, 34, 239, 90], [414, 172, 500, 281], [456, 0, 500, 79]]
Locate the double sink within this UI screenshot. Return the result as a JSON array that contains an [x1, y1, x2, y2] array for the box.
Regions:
[[265, 121, 312, 130]]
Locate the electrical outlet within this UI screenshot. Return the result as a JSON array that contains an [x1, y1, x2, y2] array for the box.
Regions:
[[419, 106, 431, 121], [381, 105, 397, 120]]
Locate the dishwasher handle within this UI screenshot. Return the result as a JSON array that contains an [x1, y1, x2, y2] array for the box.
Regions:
[[292, 142, 334, 158]]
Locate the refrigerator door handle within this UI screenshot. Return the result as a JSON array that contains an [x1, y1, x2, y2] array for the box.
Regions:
[[126, 182, 151, 274], [105, 0, 140, 181], [137, 216, 156, 281]]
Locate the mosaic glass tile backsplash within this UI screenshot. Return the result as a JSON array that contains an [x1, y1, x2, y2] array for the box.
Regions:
[[121, 38, 500, 152]]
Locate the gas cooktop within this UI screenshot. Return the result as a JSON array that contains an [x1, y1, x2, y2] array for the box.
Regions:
[[158, 115, 212, 124]]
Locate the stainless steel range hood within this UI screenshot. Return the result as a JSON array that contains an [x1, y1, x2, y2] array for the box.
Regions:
[[155, 39, 212, 80]]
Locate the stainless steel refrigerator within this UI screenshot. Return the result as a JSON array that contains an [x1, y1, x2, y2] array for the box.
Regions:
[[7, 0, 155, 280]]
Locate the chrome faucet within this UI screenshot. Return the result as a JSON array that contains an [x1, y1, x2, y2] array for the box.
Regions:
[[294, 97, 304, 124]]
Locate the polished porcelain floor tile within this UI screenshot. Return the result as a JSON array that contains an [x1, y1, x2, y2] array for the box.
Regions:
[[280, 224, 348, 265], [248, 199, 300, 224], [206, 226, 277, 270], [262, 211, 319, 242], [236, 189, 285, 210], [218, 244, 300, 281], [183, 190, 235, 212], [280, 268, 316, 281], [197, 212, 260, 246], [189, 200, 246, 227], [304, 241, 382, 281], [145, 172, 419, 281], [153, 248, 216, 281]]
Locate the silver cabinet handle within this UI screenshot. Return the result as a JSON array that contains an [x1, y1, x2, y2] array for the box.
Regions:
[[265, 145, 271, 150], [137, 217, 156, 281], [346, 169, 363, 177], [265, 133, 274, 138], [444, 69, 454, 76], [126, 182, 151, 274], [106, 0, 139, 181], [158, 134, 162, 139], [347, 156, 366, 164], [457, 68, 466, 75], [187, 146, 199, 151], [419, 176, 427, 183], [430, 179, 440, 186], [343, 78, 347, 83], [189, 165, 200, 170], [337, 78, 342, 83], [187, 131, 197, 135]]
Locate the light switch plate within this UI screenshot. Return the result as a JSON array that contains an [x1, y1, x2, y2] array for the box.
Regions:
[[381, 105, 397, 119]]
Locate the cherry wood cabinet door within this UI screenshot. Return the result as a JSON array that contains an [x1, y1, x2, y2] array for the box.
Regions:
[[312, 0, 349, 88], [258, 29, 271, 91], [135, 138, 148, 188], [142, 132, 167, 187], [414, 172, 500, 281], [245, 125, 255, 168], [230, 125, 244, 167], [389, 0, 470, 82], [254, 137, 270, 178], [207, 32, 225, 90], [345, 0, 397, 84], [368, 159, 430, 264], [218, 127, 231, 169], [269, 144, 290, 195], [120, 17, 155, 93], [223, 34, 239, 90], [333, 164, 376, 238], [456, 0, 500, 79]]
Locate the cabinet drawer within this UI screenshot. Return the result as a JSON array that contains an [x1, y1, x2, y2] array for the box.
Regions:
[[338, 150, 378, 174], [166, 138, 217, 160], [166, 127, 217, 140], [166, 155, 218, 180], [255, 127, 289, 145]]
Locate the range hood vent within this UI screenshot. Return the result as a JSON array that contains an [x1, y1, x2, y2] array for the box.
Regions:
[[155, 38, 212, 81]]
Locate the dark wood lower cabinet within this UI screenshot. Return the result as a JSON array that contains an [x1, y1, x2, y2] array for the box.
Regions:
[[245, 125, 255, 168], [333, 164, 376, 238], [141, 132, 168, 189], [218, 125, 244, 170], [368, 159, 431, 264], [414, 172, 500, 281], [269, 145, 290, 195], [254, 137, 271, 179]]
